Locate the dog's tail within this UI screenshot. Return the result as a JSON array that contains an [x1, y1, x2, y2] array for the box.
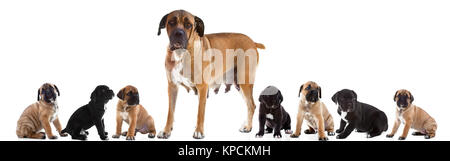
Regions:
[[255, 43, 265, 49]]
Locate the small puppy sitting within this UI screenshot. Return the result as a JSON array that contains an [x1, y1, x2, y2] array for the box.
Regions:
[[256, 86, 292, 138], [112, 85, 156, 140], [17, 83, 67, 139], [61, 85, 114, 140], [387, 89, 437, 140], [332, 89, 388, 139], [290, 81, 334, 141]]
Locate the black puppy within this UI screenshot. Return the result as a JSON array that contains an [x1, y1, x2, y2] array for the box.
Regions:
[[332, 89, 388, 139], [256, 86, 292, 138], [61, 85, 114, 140]]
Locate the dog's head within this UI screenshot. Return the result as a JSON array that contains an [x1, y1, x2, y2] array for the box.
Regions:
[[117, 85, 140, 106], [37, 83, 60, 104], [332, 89, 357, 112], [298, 81, 321, 103], [258, 86, 283, 109], [90, 85, 114, 104], [394, 89, 414, 109], [157, 10, 204, 51]]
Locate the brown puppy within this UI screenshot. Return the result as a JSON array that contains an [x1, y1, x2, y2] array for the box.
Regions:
[[157, 10, 265, 139], [387, 89, 437, 140], [112, 85, 156, 140], [16, 83, 67, 139], [290, 81, 334, 140]]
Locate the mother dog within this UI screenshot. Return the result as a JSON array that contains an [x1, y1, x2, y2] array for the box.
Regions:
[[157, 10, 265, 139]]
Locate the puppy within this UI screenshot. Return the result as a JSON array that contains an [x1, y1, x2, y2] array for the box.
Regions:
[[332, 89, 388, 139], [387, 89, 437, 140], [61, 85, 114, 140], [291, 81, 334, 140], [256, 86, 292, 138], [17, 83, 67, 139], [112, 85, 156, 140]]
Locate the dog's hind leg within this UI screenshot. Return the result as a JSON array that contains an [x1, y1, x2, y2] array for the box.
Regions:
[[239, 84, 256, 133], [146, 116, 156, 138]]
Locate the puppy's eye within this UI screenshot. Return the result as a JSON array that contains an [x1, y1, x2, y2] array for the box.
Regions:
[[306, 86, 311, 90], [184, 23, 192, 29], [127, 92, 132, 96]]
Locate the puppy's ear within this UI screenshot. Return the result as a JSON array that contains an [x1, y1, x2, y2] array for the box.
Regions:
[[90, 89, 97, 102], [331, 91, 339, 104], [54, 85, 60, 96], [393, 91, 399, 102], [258, 94, 264, 103], [117, 88, 125, 100], [351, 90, 357, 100], [277, 90, 283, 104], [409, 92, 414, 103], [157, 14, 168, 36], [194, 16, 204, 37], [298, 85, 303, 97], [37, 88, 41, 101], [318, 86, 322, 99]]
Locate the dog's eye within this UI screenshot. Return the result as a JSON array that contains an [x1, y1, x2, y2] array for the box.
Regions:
[[184, 23, 192, 29], [127, 92, 132, 96], [168, 21, 176, 26]]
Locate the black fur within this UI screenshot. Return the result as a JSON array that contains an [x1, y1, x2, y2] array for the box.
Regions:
[[194, 16, 204, 37], [332, 89, 388, 139], [61, 85, 114, 140], [157, 14, 168, 36], [256, 86, 291, 138]]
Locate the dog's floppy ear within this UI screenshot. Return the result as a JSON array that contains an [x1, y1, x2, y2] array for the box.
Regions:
[[351, 90, 357, 100], [90, 89, 97, 102], [157, 14, 168, 36], [37, 88, 41, 101], [409, 91, 414, 103], [318, 86, 322, 99], [393, 91, 399, 102], [258, 94, 264, 103], [331, 91, 339, 104], [277, 90, 283, 104], [194, 16, 204, 37], [298, 85, 303, 97], [53, 85, 60, 96], [117, 88, 125, 100]]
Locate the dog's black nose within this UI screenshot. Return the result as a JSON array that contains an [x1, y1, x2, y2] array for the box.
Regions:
[[175, 30, 185, 37]]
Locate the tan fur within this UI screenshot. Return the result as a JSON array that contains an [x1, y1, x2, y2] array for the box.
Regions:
[[16, 83, 66, 139], [160, 10, 264, 138], [113, 86, 156, 139], [388, 89, 437, 139], [291, 81, 334, 140]]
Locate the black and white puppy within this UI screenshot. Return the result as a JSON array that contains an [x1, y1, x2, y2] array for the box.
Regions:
[[256, 86, 292, 138], [61, 85, 114, 140], [332, 89, 388, 139]]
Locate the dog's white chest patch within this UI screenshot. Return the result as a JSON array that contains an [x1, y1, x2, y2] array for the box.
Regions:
[[340, 112, 348, 122], [120, 111, 129, 120], [171, 60, 194, 88], [266, 114, 274, 120], [49, 105, 59, 122], [304, 112, 318, 129], [399, 115, 406, 124]]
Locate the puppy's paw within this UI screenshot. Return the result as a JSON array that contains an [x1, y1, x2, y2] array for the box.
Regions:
[[148, 133, 156, 139], [126, 136, 135, 140], [48, 135, 58, 140], [112, 134, 121, 139], [319, 137, 328, 141], [336, 134, 346, 139], [273, 132, 282, 138], [284, 129, 293, 134], [336, 129, 343, 133], [59, 132, 68, 137], [193, 131, 205, 139], [304, 129, 317, 134], [38, 132, 46, 139], [425, 135, 432, 139], [157, 131, 171, 139], [398, 136, 406, 140], [327, 131, 335, 136], [100, 135, 108, 141], [290, 133, 300, 138], [104, 132, 108, 136], [386, 134, 394, 138], [255, 132, 264, 138]]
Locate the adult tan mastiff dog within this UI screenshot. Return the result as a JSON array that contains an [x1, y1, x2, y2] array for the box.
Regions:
[[290, 81, 334, 141], [157, 10, 265, 139], [16, 83, 67, 139], [112, 85, 156, 140], [387, 89, 437, 140]]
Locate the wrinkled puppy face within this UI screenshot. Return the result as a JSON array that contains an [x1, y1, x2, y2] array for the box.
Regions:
[[259, 86, 283, 109], [38, 83, 60, 103], [332, 89, 357, 112], [158, 10, 204, 51], [394, 89, 414, 109], [91, 85, 114, 104], [298, 81, 321, 103], [117, 85, 140, 106]]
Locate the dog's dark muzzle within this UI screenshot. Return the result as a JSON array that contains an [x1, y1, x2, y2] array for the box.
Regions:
[[169, 29, 187, 50], [128, 94, 140, 105], [306, 90, 319, 102]]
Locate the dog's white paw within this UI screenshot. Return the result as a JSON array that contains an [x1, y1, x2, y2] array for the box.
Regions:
[[193, 131, 205, 139], [157, 131, 171, 139]]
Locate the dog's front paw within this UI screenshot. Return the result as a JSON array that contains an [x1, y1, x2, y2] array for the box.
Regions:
[[193, 131, 205, 139], [148, 133, 156, 138], [319, 136, 328, 141], [38, 132, 46, 139], [425, 135, 432, 139], [239, 125, 252, 133], [255, 132, 264, 138], [273, 132, 282, 138], [398, 136, 406, 140], [336, 134, 346, 139], [327, 131, 335, 136], [386, 134, 394, 138], [126, 135, 135, 140], [336, 129, 344, 133], [100, 135, 108, 140], [112, 134, 121, 139], [157, 131, 171, 139], [290, 133, 300, 138], [48, 135, 58, 140]]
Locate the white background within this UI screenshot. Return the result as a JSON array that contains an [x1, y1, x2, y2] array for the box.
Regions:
[[1, 0, 449, 141]]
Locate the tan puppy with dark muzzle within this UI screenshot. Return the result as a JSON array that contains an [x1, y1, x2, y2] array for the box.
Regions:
[[112, 85, 156, 140], [290, 81, 334, 140], [157, 10, 265, 139], [387, 89, 437, 140], [16, 83, 67, 139]]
